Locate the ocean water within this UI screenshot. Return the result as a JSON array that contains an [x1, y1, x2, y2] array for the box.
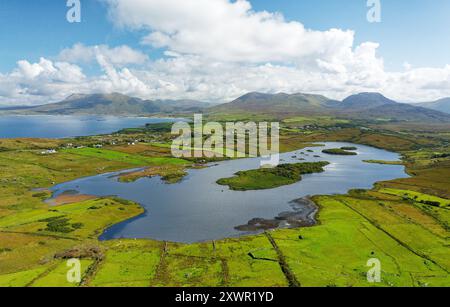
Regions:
[[0, 115, 181, 139]]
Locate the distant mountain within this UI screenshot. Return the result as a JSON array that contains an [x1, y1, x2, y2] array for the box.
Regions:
[[209, 92, 339, 116], [4, 91, 450, 123], [338, 93, 450, 122], [338, 92, 397, 110], [26, 93, 160, 115], [208, 92, 450, 122], [416, 98, 450, 114], [4, 93, 212, 115]]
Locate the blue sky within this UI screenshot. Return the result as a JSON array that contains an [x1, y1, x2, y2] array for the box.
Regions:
[[1, 0, 449, 72], [253, 0, 450, 70], [0, 0, 449, 105]]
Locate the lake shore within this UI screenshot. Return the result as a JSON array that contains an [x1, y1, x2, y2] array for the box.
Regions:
[[234, 197, 319, 232]]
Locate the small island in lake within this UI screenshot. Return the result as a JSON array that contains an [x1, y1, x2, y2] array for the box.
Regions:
[[217, 161, 330, 191], [363, 160, 403, 165], [322, 148, 358, 156]]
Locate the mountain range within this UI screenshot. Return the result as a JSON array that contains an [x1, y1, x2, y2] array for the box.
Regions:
[[2, 93, 214, 116], [209, 92, 450, 122], [2, 92, 450, 123]]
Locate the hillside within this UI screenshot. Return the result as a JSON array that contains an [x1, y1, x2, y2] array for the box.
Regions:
[[209, 92, 339, 117], [4, 93, 211, 116], [339, 93, 450, 122], [417, 98, 450, 114]]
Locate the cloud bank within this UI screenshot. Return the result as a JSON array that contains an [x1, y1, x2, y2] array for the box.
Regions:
[[1, 0, 450, 105]]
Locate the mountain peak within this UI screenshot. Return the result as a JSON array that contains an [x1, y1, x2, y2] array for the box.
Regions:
[[341, 92, 397, 110], [234, 92, 275, 102], [65, 93, 88, 101], [234, 92, 323, 103], [347, 92, 395, 101]]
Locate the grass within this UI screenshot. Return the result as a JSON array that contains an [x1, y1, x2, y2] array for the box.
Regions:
[[0, 265, 51, 287], [149, 235, 287, 287], [217, 162, 329, 191], [31, 259, 94, 287], [336, 196, 449, 272], [151, 242, 224, 287], [85, 237, 288, 287], [271, 195, 449, 287], [90, 240, 162, 287], [378, 156, 450, 199], [63, 147, 188, 166], [294, 127, 439, 152], [118, 165, 188, 184], [283, 116, 350, 126], [0, 232, 76, 275], [0, 198, 144, 239], [379, 188, 450, 208]]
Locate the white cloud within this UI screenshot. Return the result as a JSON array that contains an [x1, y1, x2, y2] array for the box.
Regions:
[[11, 58, 85, 84], [92, 52, 151, 94], [106, 0, 356, 64], [58, 43, 149, 66], [0, 0, 450, 105], [0, 58, 88, 105]]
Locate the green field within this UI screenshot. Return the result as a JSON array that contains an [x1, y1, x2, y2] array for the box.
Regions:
[[378, 188, 450, 208], [63, 147, 188, 166]]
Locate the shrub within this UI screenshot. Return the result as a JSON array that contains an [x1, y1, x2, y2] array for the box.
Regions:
[[71, 223, 84, 230], [39, 216, 76, 233], [421, 200, 441, 207]]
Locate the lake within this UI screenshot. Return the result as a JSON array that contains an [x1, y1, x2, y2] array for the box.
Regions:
[[0, 115, 181, 139], [49, 142, 409, 243]]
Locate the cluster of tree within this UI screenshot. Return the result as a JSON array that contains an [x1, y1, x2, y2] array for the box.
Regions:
[[38, 216, 83, 233], [432, 153, 450, 159], [260, 162, 330, 180], [419, 200, 441, 207]]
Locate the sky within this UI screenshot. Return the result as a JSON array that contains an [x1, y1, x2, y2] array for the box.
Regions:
[[0, 0, 449, 105]]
